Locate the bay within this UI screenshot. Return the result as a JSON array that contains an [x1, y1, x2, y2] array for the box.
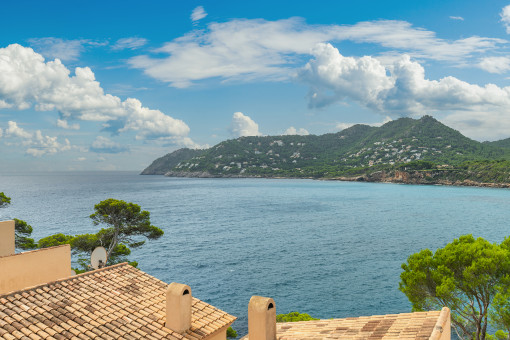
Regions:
[[1, 171, 509, 335]]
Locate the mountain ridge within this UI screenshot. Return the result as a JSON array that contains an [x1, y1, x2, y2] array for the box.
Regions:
[[141, 116, 510, 184]]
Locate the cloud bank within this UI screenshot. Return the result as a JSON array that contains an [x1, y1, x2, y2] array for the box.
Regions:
[[230, 112, 262, 137], [2, 121, 71, 156], [478, 56, 510, 73], [300, 43, 510, 114], [129, 17, 504, 88], [0, 44, 194, 146], [300, 43, 510, 140]]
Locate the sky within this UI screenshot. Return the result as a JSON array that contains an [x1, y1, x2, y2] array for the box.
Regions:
[[2, 0, 510, 171]]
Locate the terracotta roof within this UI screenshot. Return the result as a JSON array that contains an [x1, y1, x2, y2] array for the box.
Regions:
[[243, 308, 450, 340], [0, 263, 236, 340]]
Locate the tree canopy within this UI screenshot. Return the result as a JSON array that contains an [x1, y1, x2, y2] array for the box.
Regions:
[[38, 198, 164, 270], [14, 218, 36, 250], [0, 192, 10, 207], [89, 198, 164, 258], [400, 235, 510, 340], [0, 192, 35, 250]]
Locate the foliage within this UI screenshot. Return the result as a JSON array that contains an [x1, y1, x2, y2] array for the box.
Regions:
[[141, 148, 205, 175], [0, 192, 11, 207], [226, 326, 237, 338], [147, 116, 510, 180], [13, 218, 36, 250], [89, 198, 164, 259], [38, 199, 163, 271], [490, 290, 510, 340], [38, 233, 74, 248], [276, 311, 318, 323], [399, 235, 510, 340], [0, 194, 36, 249]]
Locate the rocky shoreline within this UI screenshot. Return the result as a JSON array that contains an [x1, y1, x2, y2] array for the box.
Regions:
[[164, 170, 510, 188], [326, 170, 510, 188]]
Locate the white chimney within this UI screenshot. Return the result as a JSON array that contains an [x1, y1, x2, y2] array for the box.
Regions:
[[248, 296, 276, 340], [166, 282, 192, 333]]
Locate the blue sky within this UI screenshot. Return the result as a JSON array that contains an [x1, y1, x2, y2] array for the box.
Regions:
[[2, 0, 510, 171]]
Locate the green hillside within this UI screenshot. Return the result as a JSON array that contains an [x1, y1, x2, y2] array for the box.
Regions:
[[141, 148, 205, 175], [484, 137, 510, 149], [141, 116, 510, 181]]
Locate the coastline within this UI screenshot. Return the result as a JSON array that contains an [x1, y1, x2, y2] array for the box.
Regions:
[[162, 170, 510, 189], [324, 175, 510, 189]]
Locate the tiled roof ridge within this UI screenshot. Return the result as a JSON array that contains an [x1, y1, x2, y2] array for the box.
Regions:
[[429, 307, 450, 340], [0, 244, 70, 260], [0, 261, 130, 298], [0, 261, 237, 340], [242, 309, 448, 340], [275, 309, 442, 325], [200, 321, 233, 339]]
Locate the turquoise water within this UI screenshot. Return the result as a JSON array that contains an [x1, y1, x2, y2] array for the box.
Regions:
[[1, 171, 509, 335]]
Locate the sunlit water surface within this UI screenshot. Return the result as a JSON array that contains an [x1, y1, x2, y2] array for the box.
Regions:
[[1, 171, 509, 335]]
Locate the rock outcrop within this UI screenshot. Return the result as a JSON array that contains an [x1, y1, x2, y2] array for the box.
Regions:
[[328, 170, 510, 188]]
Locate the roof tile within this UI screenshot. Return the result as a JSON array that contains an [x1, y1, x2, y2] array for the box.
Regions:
[[242, 309, 449, 340], [0, 264, 235, 339]]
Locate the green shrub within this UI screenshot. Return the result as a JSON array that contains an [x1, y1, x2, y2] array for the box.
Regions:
[[276, 311, 318, 323]]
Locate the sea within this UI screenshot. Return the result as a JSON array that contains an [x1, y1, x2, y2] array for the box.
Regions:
[[1, 171, 509, 336]]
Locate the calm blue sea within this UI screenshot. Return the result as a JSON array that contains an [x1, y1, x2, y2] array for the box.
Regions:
[[1, 171, 509, 335]]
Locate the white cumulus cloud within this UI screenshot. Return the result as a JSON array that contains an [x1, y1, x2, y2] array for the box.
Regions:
[[478, 56, 510, 73], [0, 44, 193, 145], [5, 121, 32, 139], [300, 43, 510, 139], [56, 119, 80, 130], [3, 121, 71, 157], [301, 43, 510, 114], [284, 127, 309, 135], [301, 43, 394, 110], [191, 6, 207, 23], [230, 112, 262, 137], [449, 16, 464, 21], [502, 5, 510, 34], [128, 18, 504, 88]]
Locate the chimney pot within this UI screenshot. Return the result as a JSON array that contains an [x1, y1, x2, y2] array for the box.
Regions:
[[248, 296, 276, 340], [166, 282, 192, 333]]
